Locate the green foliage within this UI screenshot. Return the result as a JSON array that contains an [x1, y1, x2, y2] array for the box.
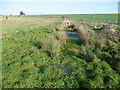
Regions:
[[2, 16, 119, 88], [115, 26, 120, 32], [78, 45, 99, 62], [104, 74, 119, 88]]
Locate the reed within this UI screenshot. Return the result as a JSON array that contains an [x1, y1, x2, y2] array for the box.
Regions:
[[78, 25, 95, 46]]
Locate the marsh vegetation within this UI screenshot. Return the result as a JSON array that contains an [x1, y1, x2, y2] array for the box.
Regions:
[[1, 15, 120, 88]]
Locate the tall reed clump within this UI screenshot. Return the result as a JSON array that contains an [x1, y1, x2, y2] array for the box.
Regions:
[[41, 21, 67, 57], [54, 22, 67, 44], [78, 25, 95, 46], [41, 35, 61, 57], [55, 31, 67, 44], [78, 25, 106, 52], [50, 36, 61, 57], [41, 30, 67, 57]]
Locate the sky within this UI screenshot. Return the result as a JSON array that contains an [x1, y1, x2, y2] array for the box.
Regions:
[[1, 0, 119, 2], [0, 0, 119, 15]]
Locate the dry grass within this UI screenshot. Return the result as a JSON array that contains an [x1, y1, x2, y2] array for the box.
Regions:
[[2, 16, 59, 23], [41, 35, 61, 57], [69, 48, 80, 55], [50, 37, 61, 57], [55, 31, 67, 43], [41, 29, 67, 57], [78, 25, 95, 45]]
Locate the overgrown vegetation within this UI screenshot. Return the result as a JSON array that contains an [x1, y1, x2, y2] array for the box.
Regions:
[[2, 15, 120, 88]]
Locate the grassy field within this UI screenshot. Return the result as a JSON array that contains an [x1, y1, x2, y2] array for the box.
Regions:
[[27, 14, 118, 24], [1, 15, 120, 88]]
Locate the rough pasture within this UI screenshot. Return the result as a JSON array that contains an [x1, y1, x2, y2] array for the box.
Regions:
[[1, 16, 120, 88]]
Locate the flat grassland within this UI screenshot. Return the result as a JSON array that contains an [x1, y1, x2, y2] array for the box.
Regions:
[[28, 14, 118, 24], [1, 15, 120, 88]]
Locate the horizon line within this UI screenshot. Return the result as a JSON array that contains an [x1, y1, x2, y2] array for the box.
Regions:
[[1, 13, 119, 16]]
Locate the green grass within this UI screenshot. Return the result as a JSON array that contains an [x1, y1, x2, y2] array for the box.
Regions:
[[2, 16, 120, 88], [26, 14, 118, 24]]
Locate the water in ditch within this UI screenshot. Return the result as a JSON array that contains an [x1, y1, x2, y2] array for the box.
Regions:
[[66, 31, 79, 40]]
